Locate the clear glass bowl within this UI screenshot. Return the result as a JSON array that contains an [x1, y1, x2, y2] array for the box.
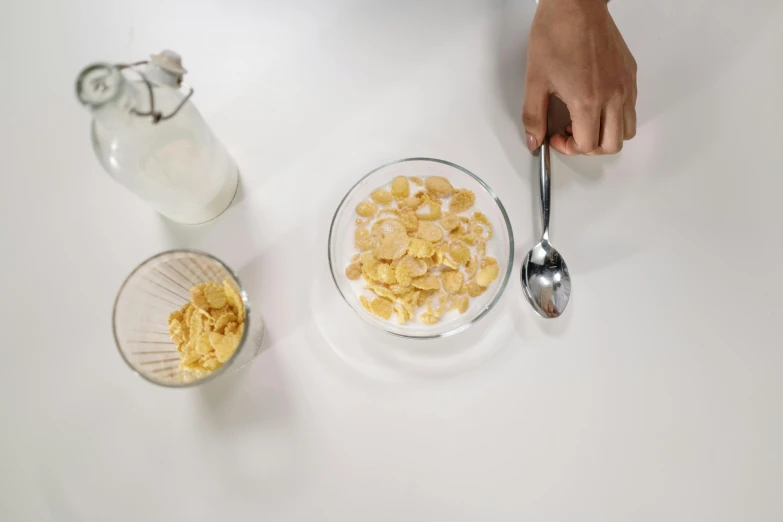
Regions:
[[328, 158, 514, 339], [112, 250, 264, 387]]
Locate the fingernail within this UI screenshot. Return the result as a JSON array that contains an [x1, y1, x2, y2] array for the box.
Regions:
[[526, 133, 537, 152]]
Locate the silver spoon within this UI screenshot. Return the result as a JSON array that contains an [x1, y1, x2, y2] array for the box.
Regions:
[[521, 137, 571, 318]]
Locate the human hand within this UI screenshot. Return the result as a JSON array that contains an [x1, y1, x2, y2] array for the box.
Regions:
[[523, 0, 637, 155]]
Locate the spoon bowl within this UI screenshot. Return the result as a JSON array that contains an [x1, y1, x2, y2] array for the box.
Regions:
[[521, 240, 571, 318], [520, 138, 572, 318]]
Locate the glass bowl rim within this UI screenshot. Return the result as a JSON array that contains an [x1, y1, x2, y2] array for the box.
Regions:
[[327, 157, 515, 340], [112, 249, 251, 388]]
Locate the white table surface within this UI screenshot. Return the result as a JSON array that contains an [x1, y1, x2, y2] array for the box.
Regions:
[[2, 1, 783, 520]]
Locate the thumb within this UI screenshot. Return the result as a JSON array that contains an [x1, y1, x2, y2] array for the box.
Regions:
[[522, 79, 549, 152]]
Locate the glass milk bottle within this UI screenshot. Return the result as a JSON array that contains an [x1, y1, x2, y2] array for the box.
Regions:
[[75, 50, 239, 224]]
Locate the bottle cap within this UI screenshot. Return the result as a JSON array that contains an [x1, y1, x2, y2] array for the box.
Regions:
[[146, 50, 187, 87]]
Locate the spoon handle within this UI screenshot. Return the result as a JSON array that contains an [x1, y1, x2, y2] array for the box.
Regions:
[[539, 137, 551, 241]]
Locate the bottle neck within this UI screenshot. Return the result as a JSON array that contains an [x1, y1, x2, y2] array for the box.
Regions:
[[76, 64, 146, 130]]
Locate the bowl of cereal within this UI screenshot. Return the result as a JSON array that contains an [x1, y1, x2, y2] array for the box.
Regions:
[[112, 250, 265, 387], [328, 158, 514, 339]]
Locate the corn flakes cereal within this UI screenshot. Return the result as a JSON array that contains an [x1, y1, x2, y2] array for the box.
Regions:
[[394, 304, 408, 323], [370, 297, 394, 320], [435, 292, 450, 317], [449, 225, 466, 240], [441, 271, 464, 294], [360, 250, 376, 265], [189, 284, 210, 311], [442, 255, 459, 270], [395, 255, 428, 286], [449, 189, 475, 214], [376, 264, 397, 284], [223, 280, 244, 323], [391, 176, 410, 199], [349, 176, 500, 326], [373, 222, 410, 260], [371, 189, 393, 205], [209, 305, 231, 322], [476, 256, 499, 287], [400, 299, 416, 318], [420, 313, 439, 325], [431, 248, 444, 267], [408, 238, 435, 259], [416, 199, 442, 221], [209, 332, 239, 362], [169, 318, 185, 346], [425, 176, 454, 197], [370, 218, 400, 236], [183, 303, 194, 327], [355, 227, 374, 251], [402, 255, 428, 277], [356, 200, 379, 217], [456, 295, 469, 314], [471, 212, 493, 240], [366, 283, 397, 301], [359, 251, 380, 282], [394, 267, 413, 287], [390, 284, 411, 296], [481, 256, 498, 269], [399, 207, 418, 232], [202, 357, 221, 371], [465, 255, 478, 280], [168, 279, 246, 374], [476, 265, 499, 287], [472, 211, 490, 226], [182, 347, 200, 365], [189, 307, 204, 336], [213, 312, 237, 334], [401, 196, 423, 210], [345, 262, 362, 280], [477, 238, 486, 257], [466, 281, 487, 297], [196, 333, 213, 355], [416, 221, 444, 243], [169, 309, 184, 324], [448, 239, 471, 265], [440, 212, 461, 232], [461, 232, 478, 247], [412, 273, 440, 291]]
